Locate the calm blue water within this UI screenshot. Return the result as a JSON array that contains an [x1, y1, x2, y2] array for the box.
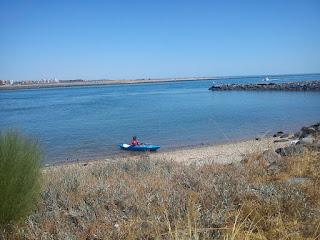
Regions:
[[1, 74, 320, 163]]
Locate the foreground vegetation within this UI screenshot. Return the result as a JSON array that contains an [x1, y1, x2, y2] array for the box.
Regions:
[[0, 132, 41, 232], [3, 147, 319, 239]]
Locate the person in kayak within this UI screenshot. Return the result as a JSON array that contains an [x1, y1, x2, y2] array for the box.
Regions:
[[130, 136, 140, 146]]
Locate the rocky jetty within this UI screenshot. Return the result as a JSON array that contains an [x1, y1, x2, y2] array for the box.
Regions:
[[209, 80, 320, 91]]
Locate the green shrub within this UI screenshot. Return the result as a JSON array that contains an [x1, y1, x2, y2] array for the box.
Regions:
[[0, 131, 41, 227]]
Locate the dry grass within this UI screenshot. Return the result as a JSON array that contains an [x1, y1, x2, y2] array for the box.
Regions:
[[4, 150, 320, 239]]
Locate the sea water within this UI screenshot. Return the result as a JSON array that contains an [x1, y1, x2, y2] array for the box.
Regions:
[[1, 74, 320, 163]]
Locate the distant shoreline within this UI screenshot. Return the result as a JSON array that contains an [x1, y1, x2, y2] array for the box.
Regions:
[[1, 73, 319, 91], [0, 77, 216, 91]]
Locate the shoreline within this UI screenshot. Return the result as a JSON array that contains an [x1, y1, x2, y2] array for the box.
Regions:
[[45, 135, 293, 170], [0, 77, 216, 91], [44, 121, 312, 167]]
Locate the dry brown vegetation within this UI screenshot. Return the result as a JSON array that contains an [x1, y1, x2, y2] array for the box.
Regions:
[[4, 149, 320, 240]]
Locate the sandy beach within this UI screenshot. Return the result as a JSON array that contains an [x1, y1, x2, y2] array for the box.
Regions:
[[149, 137, 292, 164], [46, 135, 293, 171]]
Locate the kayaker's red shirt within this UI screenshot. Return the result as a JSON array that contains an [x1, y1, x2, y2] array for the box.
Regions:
[[131, 139, 139, 145]]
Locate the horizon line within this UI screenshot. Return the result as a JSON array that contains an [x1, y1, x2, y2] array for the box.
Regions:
[[1, 71, 320, 82]]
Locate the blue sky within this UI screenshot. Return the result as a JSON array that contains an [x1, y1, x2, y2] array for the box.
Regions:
[[0, 0, 319, 80]]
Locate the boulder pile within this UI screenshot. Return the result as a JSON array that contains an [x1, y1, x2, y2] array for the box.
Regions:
[[257, 122, 320, 173], [209, 80, 320, 91], [275, 122, 320, 156]]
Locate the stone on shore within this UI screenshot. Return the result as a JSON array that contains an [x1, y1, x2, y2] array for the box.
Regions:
[[294, 124, 319, 138], [274, 139, 289, 143], [300, 135, 315, 145], [262, 149, 281, 165], [275, 144, 304, 157], [273, 131, 284, 137]]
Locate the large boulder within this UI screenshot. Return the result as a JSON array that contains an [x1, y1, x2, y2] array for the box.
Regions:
[[295, 127, 318, 138], [299, 135, 315, 145], [275, 144, 304, 157], [267, 162, 282, 173], [273, 131, 284, 137], [262, 149, 281, 165], [301, 126, 317, 136], [294, 122, 320, 139], [262, 149, 284, 174], [273, 131, 290, 138], [310, 122, 320, 131]]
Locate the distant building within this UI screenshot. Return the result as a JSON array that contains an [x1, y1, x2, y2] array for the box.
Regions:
[[0, 80, 14, 85]]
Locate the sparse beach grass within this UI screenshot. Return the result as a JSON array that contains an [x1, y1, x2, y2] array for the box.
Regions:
[[5, 148, 320, 239]]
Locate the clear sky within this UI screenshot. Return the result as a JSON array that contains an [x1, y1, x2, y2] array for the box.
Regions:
[[0, 0, 319, 81]]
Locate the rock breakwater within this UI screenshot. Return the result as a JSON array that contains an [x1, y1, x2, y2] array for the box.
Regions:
[[209, 80, 320, 91]]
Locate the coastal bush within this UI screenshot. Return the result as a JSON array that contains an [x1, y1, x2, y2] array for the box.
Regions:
[[8, 150, 320, 239], [0, 131, 41, 228]]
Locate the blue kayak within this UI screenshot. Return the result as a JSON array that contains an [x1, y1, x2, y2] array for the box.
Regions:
[[119, 143, 160, 151]]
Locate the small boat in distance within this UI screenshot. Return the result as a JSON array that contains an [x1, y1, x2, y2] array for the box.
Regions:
[[262, 77, 270, 82], [119, 143, 160, 151]]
